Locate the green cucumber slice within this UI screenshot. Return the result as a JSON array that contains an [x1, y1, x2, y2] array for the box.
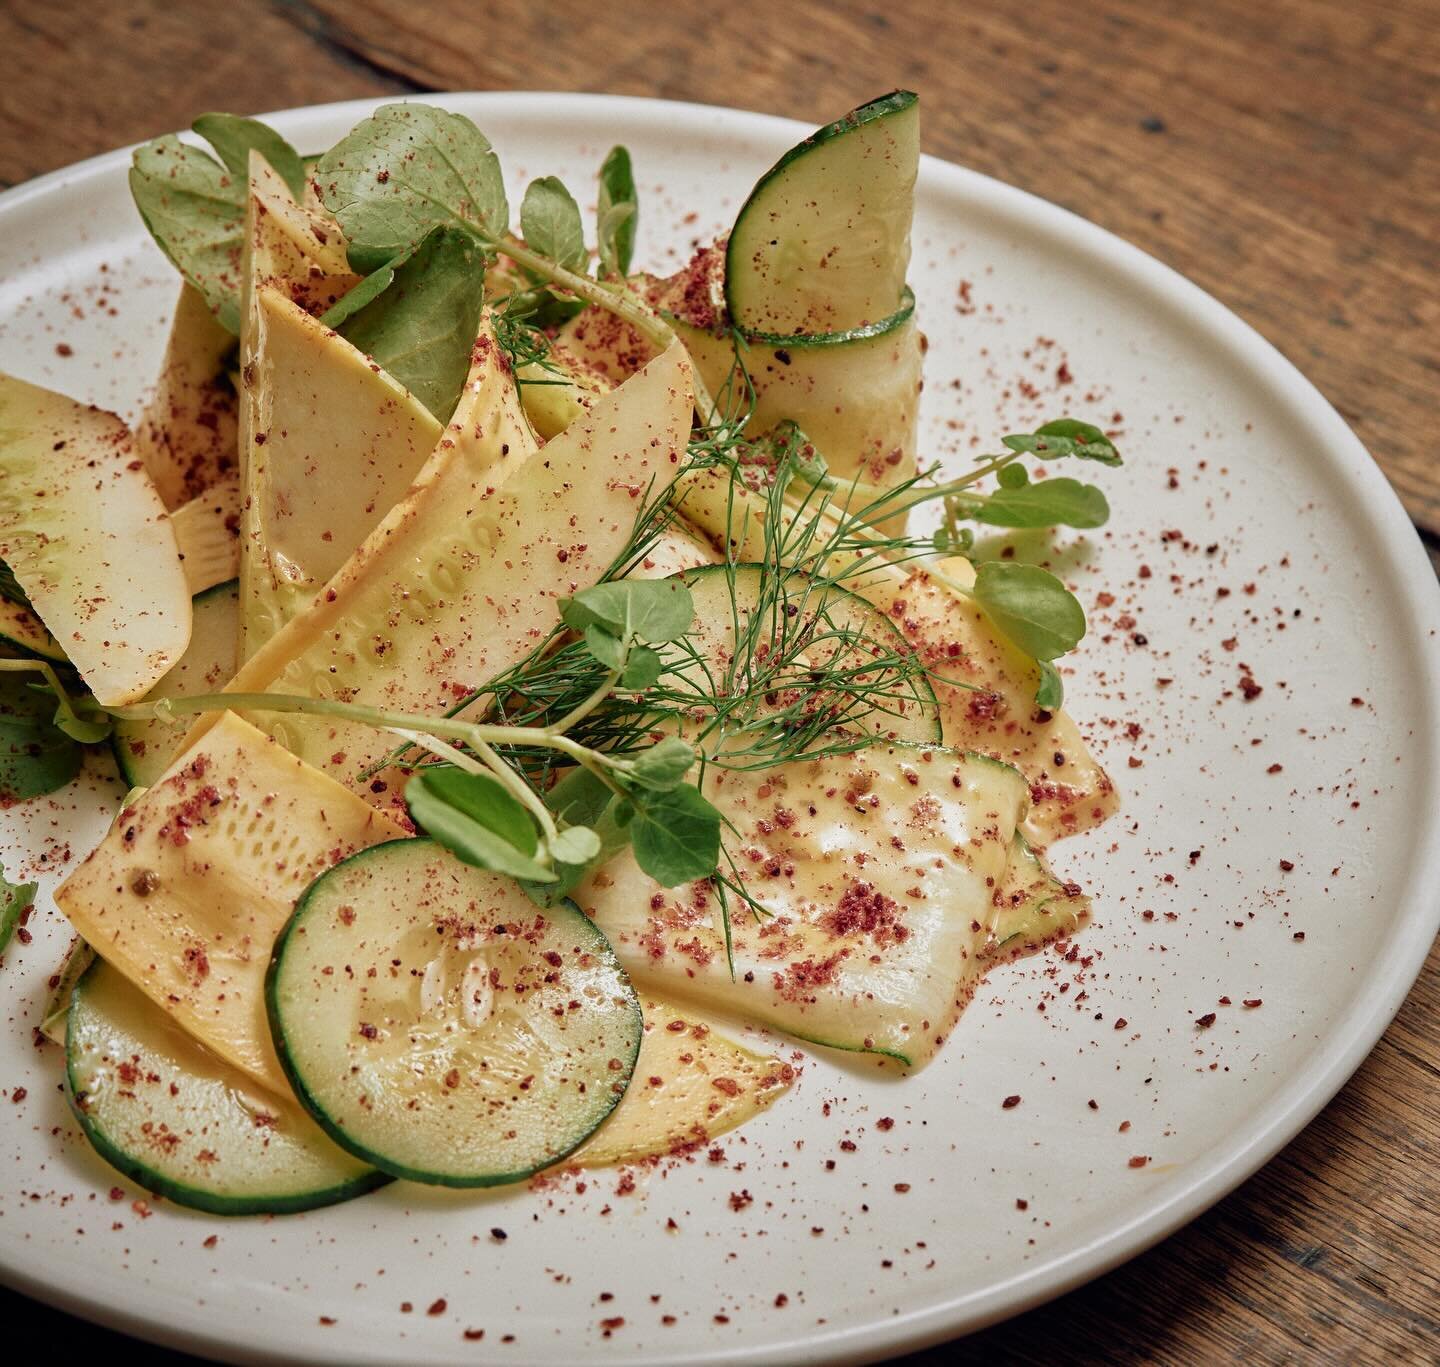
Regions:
[[726, 287, 915, 350], [726, 90, 918, 336], [676, 562, 941, 750], [40, 936, 94, 1043], [65, 958, 385, 1215], [267, 839, 644, 1187], [0, 566, 66, 662], [988, 832, 1089, 958], [112, 580, 239, 788]]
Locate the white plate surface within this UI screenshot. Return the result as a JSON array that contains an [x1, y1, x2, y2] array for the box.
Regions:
[[1, 92, 1437, 1366]]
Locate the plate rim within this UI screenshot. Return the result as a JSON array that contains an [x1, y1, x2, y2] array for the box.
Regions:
[[1, 88, 1437, 1367]]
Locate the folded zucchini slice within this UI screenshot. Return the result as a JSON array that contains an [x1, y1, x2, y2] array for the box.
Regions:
[[582, 743, 1027, 1067], [239, 287, 444, 657], [268, 839, 643, 1187], [56, 711, 406, 1095], [133, 283, 239, 511], [852, 558, 1120, 845], [566, 996, 793, 1168], [0, 588, 66, 663], [986, 832, 1089, 960], [0, 372, 191, 705], [67, 958, 385, 1215], [169, 474, 239, 595], [112, 580, 239, 788], [726, 90, 918, 336], [213, 341, 691, 799], [666, 298, 922, 496]]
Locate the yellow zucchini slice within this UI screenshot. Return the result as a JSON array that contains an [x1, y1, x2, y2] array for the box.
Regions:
[[211, 341, 693, 801], [242, 152, 358, 317], [238, 286, 444, 656], [516, 337, 613, 440], [580, 743, 1027, 1068], [67, 958, 385, 1214], [0, 372, 191, 705], [134, 283, 239, 511], [169, 473, 239, 595], [669, 306, 922, 495], [856, 558, 1119, 845], [663, 479, 1117, 845], [55, 710, 406, 1095], [567, 997, 793, 1168], [984, 832, 1089, 962], [112, 580, 238, 789]]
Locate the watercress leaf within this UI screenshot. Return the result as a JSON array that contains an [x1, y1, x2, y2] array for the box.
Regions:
[[628, 737, 695, 791], [933, 524, 974, 555], [630, 783, 722, 887], [970, 478, 1110, 529], [0, 858, 37, 956], [317, 238, 423, 331], [191, 113, 306, 200], [583, 624, 627, 670], [315, 103, 508, 272], [548, 825, 602, 864], [415, 765, 538, 851], [0, 674, 81, 801], [621, 645, 662, 690], [1034, 418, 1122, 466], [544, 765, 614, 829], [406, 765, 555, 882], [561, 585, 624, 636], [996, 462, 1029, 489], [596, 145, 638, 277], [613, 798, 636, 828], [333, 226, 486, 423], [1035, 659, 1065, 711], [520, 176, 587, 274], [560, 579, 694, 644], [971, 561, 1086, 662], [520, 767, 633, 907], [627, 579, 694, 643], [129, 135, 245, 333]]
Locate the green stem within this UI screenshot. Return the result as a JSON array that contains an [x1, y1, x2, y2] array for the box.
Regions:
[[546, 664, 622, 735], [384, 726, 561, 844]]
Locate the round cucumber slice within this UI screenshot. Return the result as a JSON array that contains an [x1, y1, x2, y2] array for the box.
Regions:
[[65, 958, 386, 1215], [676, 562, 941, 748], [112, 579, 238, 788], [267, 839, 644, 1187], [726, 90, 918, 336]]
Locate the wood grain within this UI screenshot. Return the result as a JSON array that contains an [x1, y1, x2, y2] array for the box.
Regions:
[[0, 1, 1435, 1362]]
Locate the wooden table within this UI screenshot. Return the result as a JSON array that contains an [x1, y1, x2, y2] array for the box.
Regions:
[[2, 1, 1436, 1361]]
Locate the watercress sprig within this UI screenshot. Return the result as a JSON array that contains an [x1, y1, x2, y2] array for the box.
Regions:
[[129, 114, 307, 332], [312, 103, 717, 418]]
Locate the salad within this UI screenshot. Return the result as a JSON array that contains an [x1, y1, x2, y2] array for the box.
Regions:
[[0, 91, 1120, 1213]]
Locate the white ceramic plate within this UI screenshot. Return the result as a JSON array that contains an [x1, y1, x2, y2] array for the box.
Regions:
[[1, 93, 1437, 1366]]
